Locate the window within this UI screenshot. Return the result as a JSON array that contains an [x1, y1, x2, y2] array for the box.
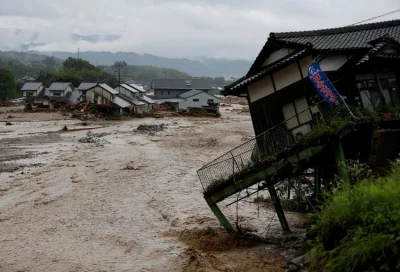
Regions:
[[193, 98, 199, 102], [282, 97, 312, 129], [207, 99, 214, 103], [168, 91, 170, 95], [52, 92, 61, 97], [26, 92, 34, 96], [357, 78, 399, 108], [161, 91, 164, 96]]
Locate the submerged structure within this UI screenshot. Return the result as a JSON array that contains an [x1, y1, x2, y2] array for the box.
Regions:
[[198, 19, 400, 232]]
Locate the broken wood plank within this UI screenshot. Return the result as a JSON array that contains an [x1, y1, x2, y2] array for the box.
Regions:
[[62, 125, 104, 132]]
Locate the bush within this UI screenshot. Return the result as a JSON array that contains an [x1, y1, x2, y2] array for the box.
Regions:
[[308, 160, 400, 271]]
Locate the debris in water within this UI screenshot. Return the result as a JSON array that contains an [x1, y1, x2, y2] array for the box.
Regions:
[[136, 124, 166, 133], [5, 122, 13, 126]]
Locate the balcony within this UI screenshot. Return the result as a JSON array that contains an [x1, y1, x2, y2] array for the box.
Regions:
[[197, 100, 353, 194]]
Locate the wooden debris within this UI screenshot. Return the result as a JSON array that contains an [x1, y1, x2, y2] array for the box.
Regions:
[[62, 125, 103, 132]]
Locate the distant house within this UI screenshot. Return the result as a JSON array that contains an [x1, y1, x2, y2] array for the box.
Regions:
[[151, 79, 210, 99], [178, 90, 220, 112], [77, 83, 97, 102], [26, 82, 79, 107], [114, 84, 155, 113], [86, 84, 119, 106], [47, 82, 74, 98], [128, 83, 147, 98], [21, 82, 44, 97]]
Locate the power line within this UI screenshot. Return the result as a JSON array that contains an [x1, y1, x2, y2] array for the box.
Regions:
[[350, 9, 400, 26]]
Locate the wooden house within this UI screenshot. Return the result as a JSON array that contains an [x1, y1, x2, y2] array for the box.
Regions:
[[224, 20, 400, 137], [114, 84, 154, 113]]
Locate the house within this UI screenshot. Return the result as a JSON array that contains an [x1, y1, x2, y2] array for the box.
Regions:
[[128, 83, 147, 98], [223, 19, 400, 137], [77, 83, 97, 102], [178, 89, 220, 112], [47, 82, 74, 98], [21, 82, 44, 97], [86, 83, 119, 106], [114, 84, 155, 113], [151, 79, 211, 99]]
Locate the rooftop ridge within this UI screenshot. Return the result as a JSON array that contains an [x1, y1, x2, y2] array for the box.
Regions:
[[272, 19, 400, 38]]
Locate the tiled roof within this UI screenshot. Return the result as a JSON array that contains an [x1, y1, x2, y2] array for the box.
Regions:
[[178, 89, 204, 99], [140, 95, 156, 104], [77, 83, 97, 91], [21, 82, 43, 91], [226, 49, 308, 92], [151, 79, 211, 90], [117, 93, 145, 106], [99, 83, 119, 95], [128, 83, 147, 93], [120, 84, 138, 93], [48, 82, 73, 91], [355, 36, 400, 66], [114, 95, 133, 108], [273, 19, 400, 50]]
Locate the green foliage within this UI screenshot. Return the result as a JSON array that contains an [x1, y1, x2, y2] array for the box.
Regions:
[[302, 117, 354, 141], [308, 160, 400, 271], [0, 68, 16, 100]]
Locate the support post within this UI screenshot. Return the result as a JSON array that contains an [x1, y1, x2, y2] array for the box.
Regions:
[[314, 165, 321, 199], [205, 196, 234, 232], [268, 184, 290, 232], [334, 140, 350, 184]]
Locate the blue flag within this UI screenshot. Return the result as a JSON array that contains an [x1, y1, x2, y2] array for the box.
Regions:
[[308, 61, 340, 105]]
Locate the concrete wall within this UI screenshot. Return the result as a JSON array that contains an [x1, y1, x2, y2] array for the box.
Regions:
[[179, 92, 220, 110]]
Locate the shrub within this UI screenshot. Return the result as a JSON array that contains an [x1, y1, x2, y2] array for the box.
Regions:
[[308, 161, 400, 271]]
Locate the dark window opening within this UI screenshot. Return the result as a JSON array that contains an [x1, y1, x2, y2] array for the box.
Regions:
[[193, 98, 199, 102]]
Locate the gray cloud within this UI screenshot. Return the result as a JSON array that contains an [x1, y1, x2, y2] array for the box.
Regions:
[[0, 0, 399, 59]]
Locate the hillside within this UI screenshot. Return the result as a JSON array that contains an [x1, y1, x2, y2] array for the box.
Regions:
[[29, 51, 251, 78]]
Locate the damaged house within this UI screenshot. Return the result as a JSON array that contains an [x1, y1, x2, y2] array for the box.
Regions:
[[197, 19, 400, 232], [224, 19, 400, 136]]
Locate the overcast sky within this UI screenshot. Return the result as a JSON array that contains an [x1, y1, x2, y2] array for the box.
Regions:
[[0, 0, 399, 60]]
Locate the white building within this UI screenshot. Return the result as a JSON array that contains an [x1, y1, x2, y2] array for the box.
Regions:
[[21, 82, 44, 97], [178, 89, 220, 112]]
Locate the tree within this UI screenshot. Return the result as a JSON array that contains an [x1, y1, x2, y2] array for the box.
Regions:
[[0, 68, 16, 100]]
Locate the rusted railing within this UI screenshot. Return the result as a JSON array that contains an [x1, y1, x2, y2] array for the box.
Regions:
[[197, 99, 352, 192]]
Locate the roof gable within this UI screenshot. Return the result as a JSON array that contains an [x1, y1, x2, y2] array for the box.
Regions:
[[120, 84, 138, 93], [21, 82, 43, 91], [77, 83, 97, 91], [128, 83, 147, 93], [248, 19, 400, 76], [48, 82, 73, 91]]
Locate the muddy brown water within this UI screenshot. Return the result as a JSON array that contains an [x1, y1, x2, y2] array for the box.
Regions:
[[0, 106, 305, 271]]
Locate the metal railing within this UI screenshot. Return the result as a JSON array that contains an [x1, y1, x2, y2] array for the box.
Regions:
[[197, 100, 352, 192]]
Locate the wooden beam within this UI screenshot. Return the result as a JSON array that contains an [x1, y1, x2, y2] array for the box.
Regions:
[[204, 196, 234, 232], [268, 184, 290, 232], [271, 75, 277, 92]]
